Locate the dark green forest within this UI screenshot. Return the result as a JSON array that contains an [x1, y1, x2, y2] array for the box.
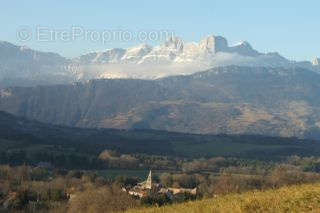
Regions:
[[1, 110, 320, 170]]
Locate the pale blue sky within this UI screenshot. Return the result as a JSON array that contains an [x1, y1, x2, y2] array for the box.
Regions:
[[1, 1, 319, 61]]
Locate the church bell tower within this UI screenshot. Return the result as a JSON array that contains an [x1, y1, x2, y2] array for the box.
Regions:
[[146, 170, 152, 189]]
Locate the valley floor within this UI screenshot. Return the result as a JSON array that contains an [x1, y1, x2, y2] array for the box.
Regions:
[[126, 182, 320, 213]]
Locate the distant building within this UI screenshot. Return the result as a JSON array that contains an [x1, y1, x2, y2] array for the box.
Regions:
[[123, 170, 197, 199], [136, 170, 152, 189], [168, 187, 197, 195], [146, 170, 152, 189], [312, 57, 320, 66]]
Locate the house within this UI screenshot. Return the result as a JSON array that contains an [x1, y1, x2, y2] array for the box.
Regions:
[[168, 187, 197, 195]]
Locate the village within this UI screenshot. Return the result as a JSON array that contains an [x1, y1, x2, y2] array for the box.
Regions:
[[122, 171, 197, 199]]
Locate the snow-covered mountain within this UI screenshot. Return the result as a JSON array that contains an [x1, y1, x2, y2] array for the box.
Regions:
[[68, 35, 318, 80], [0, 35, 318, 86], [73, 35, 293, 66]]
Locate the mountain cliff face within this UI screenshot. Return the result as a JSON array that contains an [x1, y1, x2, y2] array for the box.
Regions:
[[1, 66, 320, 139], [0, 36, 318, 86]]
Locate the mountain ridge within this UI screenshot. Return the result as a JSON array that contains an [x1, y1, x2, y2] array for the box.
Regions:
[[0, 35, 319, 86], [2, 65, 320, 139]]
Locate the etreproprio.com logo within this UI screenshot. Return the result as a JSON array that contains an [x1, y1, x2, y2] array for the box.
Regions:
[[16, 26, 175, 44]]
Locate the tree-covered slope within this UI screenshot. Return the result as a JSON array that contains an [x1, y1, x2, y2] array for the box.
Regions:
[[1, 110, 320, 166], [2, 66, 320, 138]]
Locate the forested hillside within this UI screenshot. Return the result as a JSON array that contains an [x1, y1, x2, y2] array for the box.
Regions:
[[2, 66, 320, 138]]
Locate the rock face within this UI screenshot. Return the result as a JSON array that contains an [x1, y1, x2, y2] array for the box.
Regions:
[[199, 35, 228, 53], [1, 36, 318, 87], [2, 66, 320, 139]]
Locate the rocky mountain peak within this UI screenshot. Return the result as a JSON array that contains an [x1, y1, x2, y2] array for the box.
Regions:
[[229, 41, 260, 57], [164, 36, 184, 52], [199, 35, 229, 53]]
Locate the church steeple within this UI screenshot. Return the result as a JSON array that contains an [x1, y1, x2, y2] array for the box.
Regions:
[[312, 57, 320, 66], [146, 170, 152, 189]]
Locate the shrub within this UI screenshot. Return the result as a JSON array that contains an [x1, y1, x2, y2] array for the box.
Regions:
[[67, 185, 139, 213]]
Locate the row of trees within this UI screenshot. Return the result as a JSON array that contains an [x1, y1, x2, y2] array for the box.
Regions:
[[3, 147, 320, 176]]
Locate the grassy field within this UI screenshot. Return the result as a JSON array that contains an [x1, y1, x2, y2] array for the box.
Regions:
[[126, 183, 320, 213]]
